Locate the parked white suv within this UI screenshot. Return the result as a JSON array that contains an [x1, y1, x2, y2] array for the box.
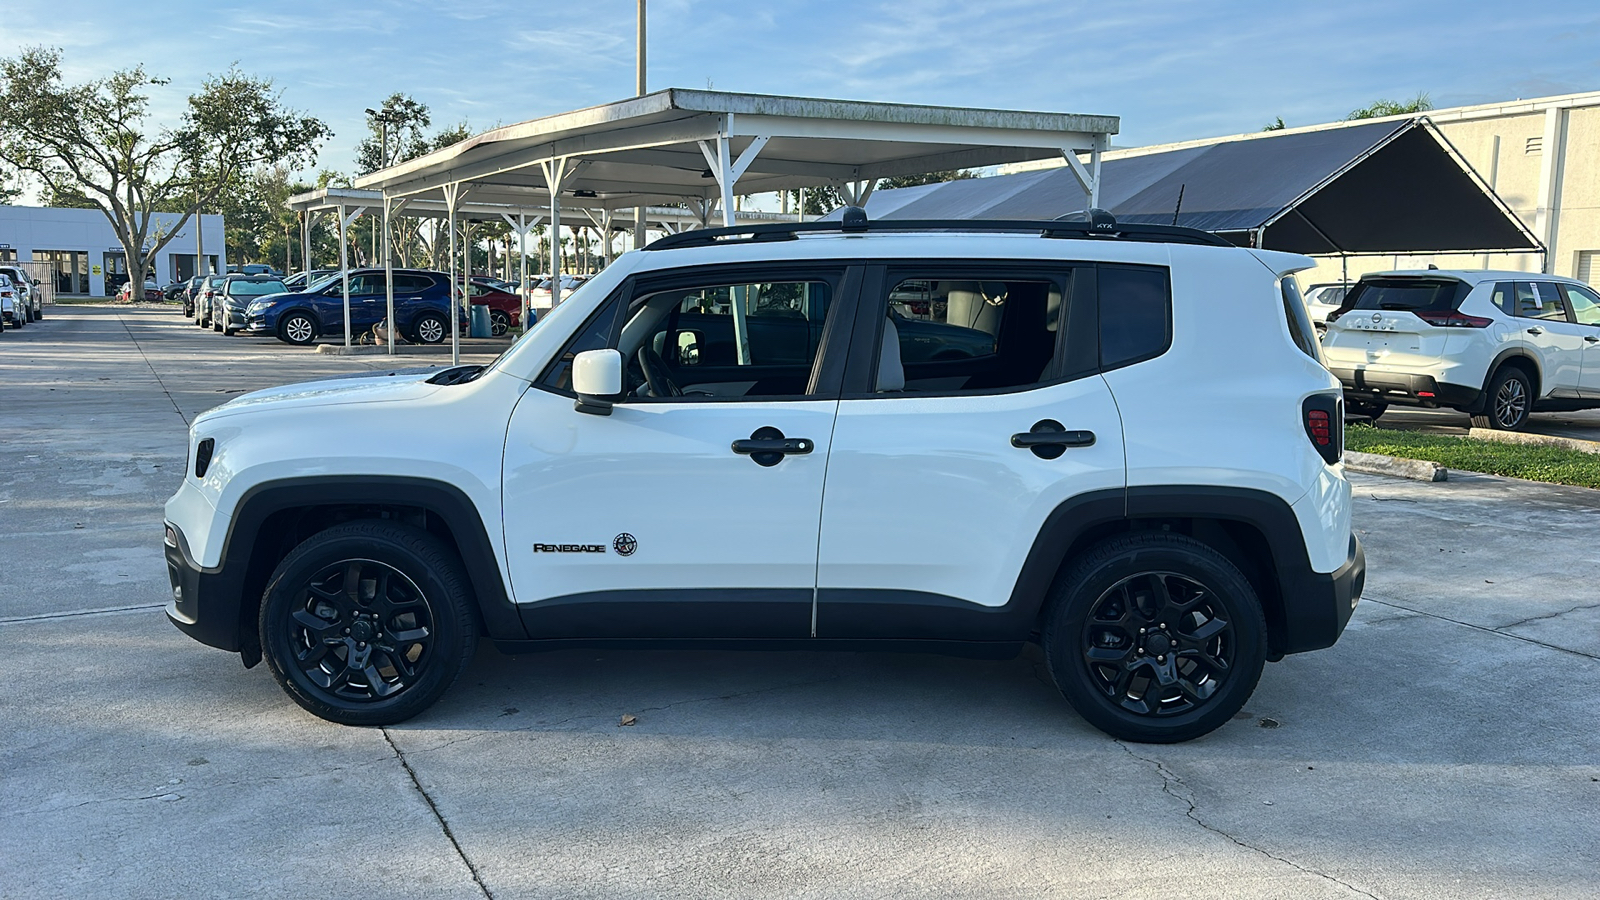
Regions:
[[0, 265, 40, 323], [162, 211, 1364, 743], [1321, 270, 1600, 429]]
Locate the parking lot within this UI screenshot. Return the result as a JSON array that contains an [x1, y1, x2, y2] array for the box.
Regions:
[[2, 305, 1598, 899]]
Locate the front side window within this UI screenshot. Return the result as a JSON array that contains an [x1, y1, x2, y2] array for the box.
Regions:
[[1561, 283, 1600, 326], [872, 273, 1068, 393], [540, 273, 835, 401]]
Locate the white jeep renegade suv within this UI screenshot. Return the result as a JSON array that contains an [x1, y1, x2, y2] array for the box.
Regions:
[[1321, 270, 1600, 430], [163, 211, 1364, 743]]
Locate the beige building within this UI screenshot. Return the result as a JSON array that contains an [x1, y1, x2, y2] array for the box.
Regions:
[[1004, 90, 1600, 288]]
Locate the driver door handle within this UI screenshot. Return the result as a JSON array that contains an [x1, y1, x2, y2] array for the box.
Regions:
[[732, 426, 813, 467], [1585, 335, 1600, 344]]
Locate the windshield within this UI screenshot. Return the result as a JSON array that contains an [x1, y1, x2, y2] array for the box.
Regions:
[[305, 274, 343, 293], [1345, 278, 1469, 314], [227, 280, 287, 296]]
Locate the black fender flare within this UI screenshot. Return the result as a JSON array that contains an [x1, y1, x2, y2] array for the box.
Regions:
[[206, 476, 525, 650]]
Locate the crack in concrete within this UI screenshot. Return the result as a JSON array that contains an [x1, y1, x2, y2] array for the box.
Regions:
[[1117, 742, 1383, 899], [115, 311, 190, 427], [381, 728, 494, 899], [1498, 601, 1600, 631], [0, 603, 166, 626], [1363, 595, 1600, 662]]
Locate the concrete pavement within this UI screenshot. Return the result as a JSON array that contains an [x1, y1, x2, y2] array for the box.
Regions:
[[3, 306, 1597, 899]]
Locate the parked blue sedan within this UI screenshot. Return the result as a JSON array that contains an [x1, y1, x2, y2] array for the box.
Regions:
[[243, 269, 466, 345]]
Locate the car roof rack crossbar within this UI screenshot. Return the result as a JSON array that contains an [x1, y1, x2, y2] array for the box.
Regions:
[[643, 209, 1233, 251]]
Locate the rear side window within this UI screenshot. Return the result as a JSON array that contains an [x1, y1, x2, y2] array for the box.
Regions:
[[1515, 282, 1569, 322], [1347, 278, 1469, 314], [395, 274, 436, 293], [1099, 265, 1171, 369]]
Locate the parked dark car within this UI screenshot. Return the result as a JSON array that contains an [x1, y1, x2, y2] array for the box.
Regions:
[[213, 275, 289, 335], [180, 275, 206, 316], [242, 268, 466, 346], [283, 269, 339, 292]]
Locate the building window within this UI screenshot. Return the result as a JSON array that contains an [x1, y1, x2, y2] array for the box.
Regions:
[[34, 250, 90, 295]]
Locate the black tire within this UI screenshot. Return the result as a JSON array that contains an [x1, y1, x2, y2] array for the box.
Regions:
[[10, 311, 22, 329], [259, 521, 478, 726], [278, 311, 318, 346], [1470, 366, 1532, 431], [212, 315, 223, 332], [489, 310, 510, 337], [413, 312, 447, 344], [1042, 532, 1268, 743]]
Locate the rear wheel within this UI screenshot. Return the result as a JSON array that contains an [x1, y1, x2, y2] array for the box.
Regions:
[[278, 312, 318, 346], [1043, 532, 1267, 743], [259, 521, 478, 726], [413, 312, 446, 344], [489, 310, 510, 337], [1471, 367, 1532, 431]]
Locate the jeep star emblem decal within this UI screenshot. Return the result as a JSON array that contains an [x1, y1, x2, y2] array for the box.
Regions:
[[613, 533, 638, 556]]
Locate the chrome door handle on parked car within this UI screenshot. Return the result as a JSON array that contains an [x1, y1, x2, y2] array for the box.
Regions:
[[731, 426, 813, 467], [1011, 419, 1096, 460]]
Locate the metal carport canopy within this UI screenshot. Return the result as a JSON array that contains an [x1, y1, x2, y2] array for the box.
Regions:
[[855, 117, 1541, 257], [351, 88, 1120, 214]]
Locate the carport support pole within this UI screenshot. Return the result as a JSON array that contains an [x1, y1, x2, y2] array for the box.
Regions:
[[445, 183, 461, 366], [519, 214, 529, 334], [383, 196, 394, 356], [338, 202, 351, 348], [301, 211, 312, 275], [542, 158, 569, 308]]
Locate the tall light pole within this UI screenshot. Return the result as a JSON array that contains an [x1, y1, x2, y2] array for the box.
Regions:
[[633, 0, 648, 251]]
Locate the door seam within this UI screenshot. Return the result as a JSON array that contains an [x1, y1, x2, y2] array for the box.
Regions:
[[810, 399, 843, 638]]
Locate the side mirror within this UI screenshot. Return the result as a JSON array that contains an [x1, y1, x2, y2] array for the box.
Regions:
[[572, 348, 623, 416], [672, 329, 703, 366]]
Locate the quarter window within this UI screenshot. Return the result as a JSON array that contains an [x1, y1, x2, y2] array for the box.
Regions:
[[1099, 265, 1172, 369]]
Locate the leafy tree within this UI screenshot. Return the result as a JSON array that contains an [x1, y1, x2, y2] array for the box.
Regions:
[[1347, 93, 1432, 120], [355, 94, 432, 175], [0, 48, 330, 293], [1263, 117, 1287, 131], [878, 169, 977, 190], [0, 164, 21, 204]]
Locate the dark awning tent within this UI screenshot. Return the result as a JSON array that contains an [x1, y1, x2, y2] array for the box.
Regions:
[[856, 118, 1540, 256]]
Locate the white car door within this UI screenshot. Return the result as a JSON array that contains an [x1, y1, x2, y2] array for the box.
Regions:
[[815, 264, 1127, 640], [501, 267, 852, 639], [1515, 281, 1585, 396], [1558, 282, 1600, 397]]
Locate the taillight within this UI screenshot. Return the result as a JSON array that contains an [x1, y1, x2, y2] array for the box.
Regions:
[[1414, 310, 1492, 328], [1302, 395, 1342, 465]]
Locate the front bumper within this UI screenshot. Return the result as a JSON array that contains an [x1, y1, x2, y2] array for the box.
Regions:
[[1279, 534, 1365, 656], [1331, 367, 1482, 412], [164, 521, 245, 653]]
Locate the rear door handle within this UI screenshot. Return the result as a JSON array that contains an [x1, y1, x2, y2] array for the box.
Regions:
[[732, 426, 813, 467], [1526, 327, 1544, 335], [1011, 419, 1095, 460]]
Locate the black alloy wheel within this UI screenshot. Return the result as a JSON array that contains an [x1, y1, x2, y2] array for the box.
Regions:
[[1471, 367, 1532, 431], [279, 312, 317, 346], [1044, 532, 1267, 743], [489, 310, 510, 337], [259, 521, 477, 725]]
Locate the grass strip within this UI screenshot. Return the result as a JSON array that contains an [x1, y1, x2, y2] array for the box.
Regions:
[[1346, 424, 1600, 489]]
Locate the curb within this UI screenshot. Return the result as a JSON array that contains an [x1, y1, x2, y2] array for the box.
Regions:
[[1466, 428, 1600, 456], [315, 343, 387, 355], [1345, 450, 1448, 483]]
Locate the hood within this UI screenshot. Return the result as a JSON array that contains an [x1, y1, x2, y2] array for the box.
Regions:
[[245, 289, 301, 308], [195, 367, 447, 424]]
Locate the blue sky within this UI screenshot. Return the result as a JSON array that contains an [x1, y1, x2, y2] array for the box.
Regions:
[[10, 0, 1600, 178]]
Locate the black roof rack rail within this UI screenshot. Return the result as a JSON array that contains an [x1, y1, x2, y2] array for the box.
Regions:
[[643, 208, 1233, 251]]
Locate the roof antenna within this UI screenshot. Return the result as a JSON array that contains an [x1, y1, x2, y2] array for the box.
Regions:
[[841, 206, 869, 233], [1171, 184, 1186, 226]]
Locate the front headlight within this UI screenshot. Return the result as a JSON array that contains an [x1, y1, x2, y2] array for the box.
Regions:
[[246, 301, 267, 314]]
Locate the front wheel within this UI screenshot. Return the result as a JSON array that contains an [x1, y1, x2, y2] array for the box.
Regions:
[[278, 312, 318, 346], [1471, 367, 1532, 431], [259, 521, 478, 725], [413, 312, 446, 344], [1043, 533, 1267, 743]]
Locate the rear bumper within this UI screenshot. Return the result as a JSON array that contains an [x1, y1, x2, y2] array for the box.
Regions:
[[1331, 367, 1482, 411], [1280, 534, 1365, 655]]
